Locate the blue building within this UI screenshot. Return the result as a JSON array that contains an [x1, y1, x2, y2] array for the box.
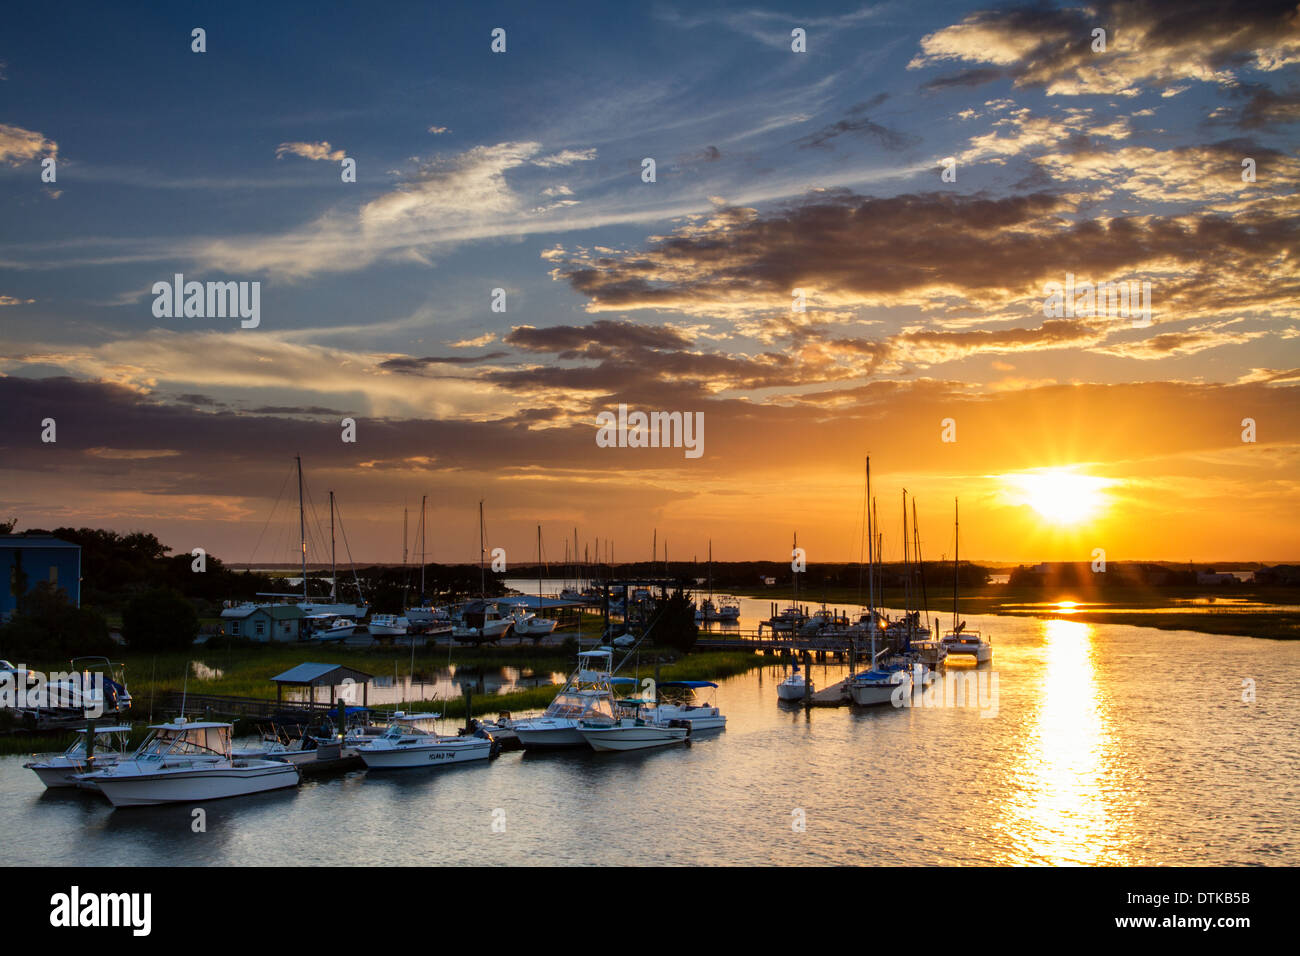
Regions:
[[1, 535, 82, 621]]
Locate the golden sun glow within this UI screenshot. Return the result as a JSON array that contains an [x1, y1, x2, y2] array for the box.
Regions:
[[1002, 468, 1113, 526]]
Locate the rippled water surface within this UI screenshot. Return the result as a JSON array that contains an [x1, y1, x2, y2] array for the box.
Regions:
[[3, 611, 1296, 866]]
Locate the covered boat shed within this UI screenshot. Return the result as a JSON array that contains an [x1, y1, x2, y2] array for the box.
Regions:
[[270, 662, 374, 709]]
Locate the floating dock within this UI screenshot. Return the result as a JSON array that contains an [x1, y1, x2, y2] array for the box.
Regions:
[[808, 679, 852, 707]]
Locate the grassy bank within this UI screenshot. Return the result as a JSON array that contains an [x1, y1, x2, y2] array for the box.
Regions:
[[0, 643, 764, 750]]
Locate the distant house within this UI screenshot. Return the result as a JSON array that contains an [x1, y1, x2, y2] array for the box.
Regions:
[[219, 603, 303, 642], [1, 534, 82, 622], [1197, 569, 1237, 586], [760, 576, 777, 587]]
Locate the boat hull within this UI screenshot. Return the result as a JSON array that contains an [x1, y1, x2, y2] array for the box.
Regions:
[[776, 681, 810, 701], [579, 725, 689, 752], [849, 676, 911, 707], [88, 762, 300, 807], [943, 643, 992, 663], [514, 721, 587, 749], [358, 738, 492, 769]]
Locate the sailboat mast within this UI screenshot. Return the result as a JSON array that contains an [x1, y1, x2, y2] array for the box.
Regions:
[[902, 489, 908, 615], [866, 457, 873, 618], [419, 495, 427, 600], [296, 455, 307, 600], [329, 490, 336, 601], [537, 525, 543, 606], [953, 497, 959, 631], [479, 499, 486, 597]]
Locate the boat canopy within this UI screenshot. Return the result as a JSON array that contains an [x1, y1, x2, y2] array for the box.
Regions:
[[577, 649, 613, 658], [608, 677, 638, 686], [659, 681, 718, 689]]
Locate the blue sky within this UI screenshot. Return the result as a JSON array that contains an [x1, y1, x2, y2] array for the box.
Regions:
[[1, 1, 1298, 564]]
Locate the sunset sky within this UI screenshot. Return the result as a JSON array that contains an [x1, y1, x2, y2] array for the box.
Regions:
[[2, 1, 1298, 567]]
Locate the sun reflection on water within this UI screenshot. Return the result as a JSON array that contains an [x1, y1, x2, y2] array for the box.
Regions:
[[998, 617, 1126, 864]]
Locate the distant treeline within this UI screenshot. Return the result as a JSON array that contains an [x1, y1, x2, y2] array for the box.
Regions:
[[19, 527, 278, 612], [503, 560, 993, 593]]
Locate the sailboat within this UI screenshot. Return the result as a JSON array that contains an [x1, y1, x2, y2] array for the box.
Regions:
[[510, 526, 558, 638], [452, 501, 513, 643], [940, 498, 993, 663], [695, 541, 740, 623], [288, 465, 366, 618]]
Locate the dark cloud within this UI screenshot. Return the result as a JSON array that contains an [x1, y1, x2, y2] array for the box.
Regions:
[[796, 101, 914, 150], [550, 189, 1299, 319], [378, 352, 508, 373], [505, 319, 693, 355], [1229, 84, 1300, 130]]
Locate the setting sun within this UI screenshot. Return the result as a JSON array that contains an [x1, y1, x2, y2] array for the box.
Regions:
[[1003, 469, 1113, 526]]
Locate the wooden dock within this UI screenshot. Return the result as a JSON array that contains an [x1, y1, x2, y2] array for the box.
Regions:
[[808, 678, 852, 707]]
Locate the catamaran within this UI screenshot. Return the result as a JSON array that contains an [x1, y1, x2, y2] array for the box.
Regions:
[[77, 718, 299, 806], [940, 498, 993, 663]]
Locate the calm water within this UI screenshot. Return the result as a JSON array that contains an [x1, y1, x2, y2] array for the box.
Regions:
[[3, 611, 1297, 866]]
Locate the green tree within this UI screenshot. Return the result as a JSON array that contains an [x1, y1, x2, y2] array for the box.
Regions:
[[0, 581, 113, 658], [648, 588, 698, 654], [122, 588, 199, 651]]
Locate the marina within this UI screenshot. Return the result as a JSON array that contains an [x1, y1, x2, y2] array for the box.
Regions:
[[2, 610, 1297, 865]]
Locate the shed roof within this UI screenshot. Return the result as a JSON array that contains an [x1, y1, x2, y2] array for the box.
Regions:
[[270, 662, 374, 686], [0, 535, 81, 549]]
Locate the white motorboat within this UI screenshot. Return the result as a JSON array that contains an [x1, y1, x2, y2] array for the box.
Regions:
[[453, 600, 514, 642], [25, 724, 133, 789], [508, 604, 558, 638], [578, 700, 689, 752], [356, 715, 493, 769], [76, 719, 299, 807], [651, 681, 726, 731], [765, 605, 806, 634], [514, 648, 620, 749], [776, 664, 812, 701], [367, 614, 409, 636]]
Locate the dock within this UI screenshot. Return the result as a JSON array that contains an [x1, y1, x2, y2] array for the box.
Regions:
[[808, 678, 853, 707]]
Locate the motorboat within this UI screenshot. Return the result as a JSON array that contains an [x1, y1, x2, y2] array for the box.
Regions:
[[69, 657, 132, 716], [355, 715, 493, 769], [452, 600, 514, 642], [25, 724, 132, 789], [776, 664, 812, 701], [76, 719, 299, 806], [513, 648, 620, 749], [764, 606, 806, 634], [367, 614, 409, 636], [577, 699, 689, 752], [507, 604, 558, 638], [651, 681, 726, 731]]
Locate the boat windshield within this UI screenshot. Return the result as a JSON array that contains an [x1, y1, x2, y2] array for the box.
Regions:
[[135, 725, 230, 761]]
